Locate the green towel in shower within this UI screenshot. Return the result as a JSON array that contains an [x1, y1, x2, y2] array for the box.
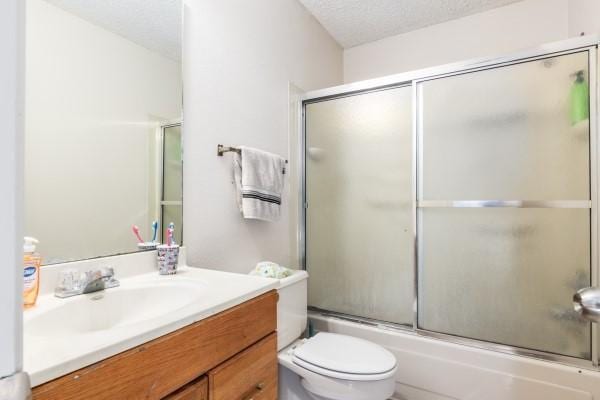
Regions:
[[570, 73, 589, 125]]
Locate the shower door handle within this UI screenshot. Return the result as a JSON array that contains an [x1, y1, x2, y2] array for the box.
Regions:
[[573, 287, 600, 323]]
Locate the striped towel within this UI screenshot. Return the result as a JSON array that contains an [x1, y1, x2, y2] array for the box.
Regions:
[[233, 146, 285, 221]]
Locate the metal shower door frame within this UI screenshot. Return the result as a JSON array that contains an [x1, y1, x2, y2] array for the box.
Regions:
[[299, 35, 600, 370], [158, 121, 183, 244]]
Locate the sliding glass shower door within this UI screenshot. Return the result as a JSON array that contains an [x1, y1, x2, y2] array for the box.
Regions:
[[305, 87, 414, 325], [304, 47, 596, 363], [417, 50, 593, 360]]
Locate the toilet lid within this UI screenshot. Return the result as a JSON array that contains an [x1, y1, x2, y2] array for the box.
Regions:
[[292, 332, 396, 379]]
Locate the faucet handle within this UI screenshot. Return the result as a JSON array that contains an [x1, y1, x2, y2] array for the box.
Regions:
[[57, 269, 82, 291], [55, 269, 83, 297], [99, 266, 115, 278], [83, 267, 113, 280], [84, 269, 102, 282], [100, 266, 119, 289]]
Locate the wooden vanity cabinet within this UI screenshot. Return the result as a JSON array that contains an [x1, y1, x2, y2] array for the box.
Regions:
[[163, 376, 208, 400], [32, 291, 278, 400]]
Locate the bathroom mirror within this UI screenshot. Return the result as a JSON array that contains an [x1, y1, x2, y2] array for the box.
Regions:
[[25, 0, 183, 264]]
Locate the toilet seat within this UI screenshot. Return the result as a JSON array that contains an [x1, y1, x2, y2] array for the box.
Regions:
[[279, 337, 397, 400], [292, 332, 397, 381]]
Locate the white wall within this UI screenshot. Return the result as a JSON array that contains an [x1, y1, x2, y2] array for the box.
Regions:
[[25, 0, 182, 264], [569, 0, 600, 37], [183, 0, 343, 274], [0, 0, 24, 379], [344, 0, 600, 83]]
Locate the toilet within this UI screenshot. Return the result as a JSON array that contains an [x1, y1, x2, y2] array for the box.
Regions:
[[276, 271, 397, 400]]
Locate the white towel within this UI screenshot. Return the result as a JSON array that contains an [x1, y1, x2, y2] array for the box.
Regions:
[[249, 261, 294, 279], [233, 146, 285, 221]]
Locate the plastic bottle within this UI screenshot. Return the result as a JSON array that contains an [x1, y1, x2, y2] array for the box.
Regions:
[[23, 237, 42, 308]]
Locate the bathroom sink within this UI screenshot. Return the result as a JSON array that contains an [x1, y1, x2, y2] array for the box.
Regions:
[[24, 266, 279, 387], [25, 281, 204, 336]]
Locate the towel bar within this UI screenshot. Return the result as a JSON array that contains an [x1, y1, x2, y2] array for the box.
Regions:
[[217, 144, 288, 164], [217, 144, 241, 156]]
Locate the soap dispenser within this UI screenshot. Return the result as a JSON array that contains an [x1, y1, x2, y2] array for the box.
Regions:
[[23, 236, 42, 308]]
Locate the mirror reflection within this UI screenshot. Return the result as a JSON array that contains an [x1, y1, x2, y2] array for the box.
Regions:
[[25, 0, 183, 264]]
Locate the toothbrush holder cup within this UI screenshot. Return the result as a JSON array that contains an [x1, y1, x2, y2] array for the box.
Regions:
[[157, 244, 180, 275]]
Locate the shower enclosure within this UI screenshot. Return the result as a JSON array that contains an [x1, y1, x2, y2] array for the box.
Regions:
[[302, 37, 599, 368]]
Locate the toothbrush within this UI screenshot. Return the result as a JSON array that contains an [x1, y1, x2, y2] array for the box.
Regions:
[[132, 225, 144, 244], [168, 222, 177, 245], [151, 221, 158, 243], [166, 228, 174, 246]]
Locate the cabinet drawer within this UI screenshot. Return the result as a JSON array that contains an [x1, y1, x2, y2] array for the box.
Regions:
[[164, 376, 208, 400], [208, 333, 277, 400]]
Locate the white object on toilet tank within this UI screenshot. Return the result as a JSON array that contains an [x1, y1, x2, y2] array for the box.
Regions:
[[277, 270, 309, 350]]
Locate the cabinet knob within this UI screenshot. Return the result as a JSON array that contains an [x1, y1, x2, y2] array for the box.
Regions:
[[243, 382, 265, 400]]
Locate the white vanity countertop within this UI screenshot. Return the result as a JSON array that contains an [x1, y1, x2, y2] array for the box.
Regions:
[[24, 266, 279, 387]]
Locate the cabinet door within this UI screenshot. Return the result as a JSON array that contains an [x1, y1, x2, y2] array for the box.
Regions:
[[163, 376, 208, 400], [208, 333, 277, 400]]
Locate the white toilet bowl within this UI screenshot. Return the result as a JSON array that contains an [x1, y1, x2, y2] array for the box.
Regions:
[[278, 333, 397, 400], [275, 271, 397, 400]]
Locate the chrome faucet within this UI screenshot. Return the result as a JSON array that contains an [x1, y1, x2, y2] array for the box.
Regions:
[[55, 267, 120, 298]]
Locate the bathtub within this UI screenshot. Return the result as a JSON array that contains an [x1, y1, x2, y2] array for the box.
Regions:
[[309, 312, 600, 400]]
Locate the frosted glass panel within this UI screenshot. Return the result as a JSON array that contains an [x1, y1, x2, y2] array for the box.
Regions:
[[420, 52, 590, 200], [418, 208, 591, 359], [163, 125, 183, 202], [306, 87, 413, 324]]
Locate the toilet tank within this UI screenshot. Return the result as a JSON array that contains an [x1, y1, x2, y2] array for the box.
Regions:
[[277, 270, 308, 350]]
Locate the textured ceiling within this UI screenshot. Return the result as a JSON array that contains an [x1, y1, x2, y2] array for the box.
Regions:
[[44, 0, 182, 61], [298, 0, 524, 48]]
